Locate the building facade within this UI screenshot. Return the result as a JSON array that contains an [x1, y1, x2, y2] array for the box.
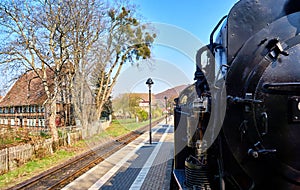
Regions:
[[0, 67, 74, 130]]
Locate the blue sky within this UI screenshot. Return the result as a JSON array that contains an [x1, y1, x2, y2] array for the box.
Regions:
[[113, 0, 238, 95], [134, 0, 238, 44]]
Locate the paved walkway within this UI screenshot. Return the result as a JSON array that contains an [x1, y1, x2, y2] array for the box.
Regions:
[[62, 121, 174, 190]]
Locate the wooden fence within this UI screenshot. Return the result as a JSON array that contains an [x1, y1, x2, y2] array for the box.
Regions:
[[0, 132, 81, 174], [0, 120, 110, 174]]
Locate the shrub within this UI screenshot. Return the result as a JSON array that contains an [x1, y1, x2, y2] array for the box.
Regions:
[[136, 109, 148, 122], [40, 131, 51, 139]]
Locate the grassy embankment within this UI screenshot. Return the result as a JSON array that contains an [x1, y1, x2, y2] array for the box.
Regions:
[[0, 117, 162, 189]]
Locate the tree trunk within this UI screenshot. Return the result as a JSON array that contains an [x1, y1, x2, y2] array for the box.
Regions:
[[47, 100, 59, 152]]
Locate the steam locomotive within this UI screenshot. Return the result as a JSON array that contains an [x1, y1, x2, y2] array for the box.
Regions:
[[173, 0, 300, 189]]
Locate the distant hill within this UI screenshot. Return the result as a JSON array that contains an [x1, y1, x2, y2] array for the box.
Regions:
[[155, 84, 188, 101], [112, 84, 189, 109]]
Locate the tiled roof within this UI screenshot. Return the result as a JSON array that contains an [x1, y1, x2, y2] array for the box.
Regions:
[[129, 93, 153, 101], [0, 68, 54, 107]]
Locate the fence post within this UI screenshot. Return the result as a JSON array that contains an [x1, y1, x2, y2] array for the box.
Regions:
[[67, 133, 71, 145], [6, 147, 9, 171]]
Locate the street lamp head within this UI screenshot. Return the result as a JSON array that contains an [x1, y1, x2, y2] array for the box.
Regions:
[[146, 78, 154, 88]]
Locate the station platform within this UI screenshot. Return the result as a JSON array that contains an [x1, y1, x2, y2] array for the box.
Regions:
[[62, 120, 174, 190]]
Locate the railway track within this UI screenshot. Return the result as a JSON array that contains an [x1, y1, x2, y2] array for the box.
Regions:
[[9, 119, 163, 190]]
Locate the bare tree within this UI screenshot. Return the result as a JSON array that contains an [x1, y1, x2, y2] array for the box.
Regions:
[[0, 0, 107, 141], [0, 0, 155, 141], [91, 6, 155, 119], [0, 0, 66, 144], [58, 1, 107, 138]]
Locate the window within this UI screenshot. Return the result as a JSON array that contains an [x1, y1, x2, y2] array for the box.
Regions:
[[29, 106, 36, 113], [16, 118, 20, 126], [11, 119, 15, 126], [41, 119, 45, 127]]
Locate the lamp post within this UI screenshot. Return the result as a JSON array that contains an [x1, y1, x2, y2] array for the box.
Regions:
[[146, 78, 154, 144], [164, 96, 168, 124]]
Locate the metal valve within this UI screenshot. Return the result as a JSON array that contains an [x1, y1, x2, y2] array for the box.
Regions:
[[248, 141, 276, 158]]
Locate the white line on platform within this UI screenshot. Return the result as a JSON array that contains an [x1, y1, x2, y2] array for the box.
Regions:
[[86, 126, 162, 190], [129, 124, 171, 190]]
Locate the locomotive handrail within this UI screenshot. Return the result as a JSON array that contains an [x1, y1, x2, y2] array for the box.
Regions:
[[209, 15, 227, 53], [262, 82, 300, 95]]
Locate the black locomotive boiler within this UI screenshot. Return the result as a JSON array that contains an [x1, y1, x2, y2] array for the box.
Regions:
[[173, 0, 300, 189]]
